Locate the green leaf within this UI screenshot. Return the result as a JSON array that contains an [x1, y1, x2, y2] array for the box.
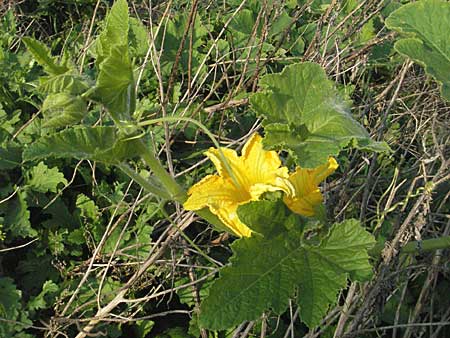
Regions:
[[297, 219, 374, 325], [0, 144, 21, 169], [76, 194, 99, 220], [91, 0, 135, 119], [250, 62, 389, 168], [91, 45, 135, 120], [3, 190, 36, 238], [129, 17, 149, 57], [27, 280, 59, 311], [39, 73, 89, 95], [41, 93, 87, 128], [385, 0, 450, 101], [237, 200, 302, 238], [95, 0, 129, 65], [199, 219, 375, 329], [26, 161, 68, 193], [22, 126, 142, 164], [0, 278, 32, 337], [22, 37, 69, 75]]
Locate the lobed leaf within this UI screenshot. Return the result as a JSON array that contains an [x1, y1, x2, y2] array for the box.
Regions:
[[250, 62, 389, 168], [199, 216, 375, 329], [91, 45, 135, 119], [23, 126, 141, 164], [41, 92, 87, 128], [26, 162, 68, 193], [385, 0, 450, 101], [95, 0, 129, 65], [22, 37, 69, 75], [91, 0, 135, 120]]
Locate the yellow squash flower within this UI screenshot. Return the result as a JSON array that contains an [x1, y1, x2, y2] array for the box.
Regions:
[[283, 157, 338, 216], [183, 133, 290, 237]]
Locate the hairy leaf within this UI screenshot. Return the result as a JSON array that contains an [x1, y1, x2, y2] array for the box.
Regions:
[[95, 0, 129, 65], [238, 200, 302, 238], [22, 37, 69, 75], [91, 0, 135, 120], [385, 0, 450, 101], [39, 73, 89, 95], [26, 161, 68, 193], [3, 190, 36, 238], [199, 219, 374, 329], [91, 45, 135, 119], [0, 278, 32, 337], [129, 17, 149, 57], [23, 126, 141, 164], [41, 92, 87, 128], [250, 62, 388, 168]]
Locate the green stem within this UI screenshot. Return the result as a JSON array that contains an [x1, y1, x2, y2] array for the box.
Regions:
[[138, 116, 243, 190], [369, 236, 450, 257], [117, 163, 171, 200], [136, 139, 186, 202]]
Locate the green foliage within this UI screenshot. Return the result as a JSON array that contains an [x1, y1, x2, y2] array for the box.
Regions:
[[23, 126, 141, 164], [199, 211, 375, 329], [250, 62, 389, 168], [22, 37, 69, 75], [41, 92, 87, 128], [26, 161, 68, 193], [386, 0, 450, 101], [2, 190, 36, 239], [27, 280, 59, 311], [91, 0, 135, 120], [0, 278, 32, 337], [3, 1, 449, 337]]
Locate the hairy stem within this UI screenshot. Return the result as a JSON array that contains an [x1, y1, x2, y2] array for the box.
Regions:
[[369, 236, 450, 257]]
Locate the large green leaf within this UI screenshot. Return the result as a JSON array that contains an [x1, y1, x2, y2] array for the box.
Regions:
[[91, 45, 135, 120], [0, 278, 32, 337], [41, 92, 87, 128], [22, 126, 141, 164], [250, 62, 388, 168], [199, 215, 375, 329], [91, 0, 135, 120], [95, 0, 129, 65], [237, 200, 302, 239], [129, 17, 150, 57], [39, 73, 89, 95], [22, 37, 69, 75], [26, 162, 68, 193], [385, 0, 450, 101]]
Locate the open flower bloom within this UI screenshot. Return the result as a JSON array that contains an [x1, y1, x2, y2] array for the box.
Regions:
[[183, 133, 290, 237], [283, 157, 338, 216]]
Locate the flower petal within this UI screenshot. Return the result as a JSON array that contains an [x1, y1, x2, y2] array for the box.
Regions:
[[183, 175, 252, 237], [184, 175, 242, 211], [205, 148, 240, 179], [283, 157, 338, 217], [283, 189, 323, 216], [312, 157, 339, 185], [211, 204, 252, 238], [241, 133, 290, 196]]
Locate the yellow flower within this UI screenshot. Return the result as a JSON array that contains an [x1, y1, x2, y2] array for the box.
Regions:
[[283, 157, 338, 216], [183, 133, 290, 237]]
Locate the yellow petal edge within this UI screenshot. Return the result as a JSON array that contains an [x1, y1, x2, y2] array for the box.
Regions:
[[184, 133, 339, 237], [283, 157, 338, 216], [183, 133, 289, 237]]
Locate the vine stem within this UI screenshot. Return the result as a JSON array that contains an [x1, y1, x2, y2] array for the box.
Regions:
[[121, 135, 229, 232], [135, 139, 186, 202], [369, 236, 450, 257], [117, 163, 171, 199]]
